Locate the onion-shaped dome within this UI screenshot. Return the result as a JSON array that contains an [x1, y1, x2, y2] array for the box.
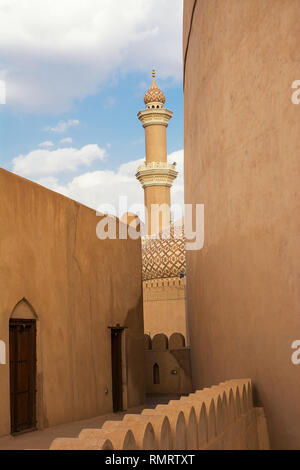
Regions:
[[144, 70, 166, 105], [142, 223, 186, 281]]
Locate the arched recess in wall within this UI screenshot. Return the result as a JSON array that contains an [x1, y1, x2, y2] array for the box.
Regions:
[[152, 334, 168, 351], [144, 334, 152, 350], [153, 363, 160, 384], [10, 298, 38, 320], [169, 333, 185, 350], [9, 298, 39, 434]]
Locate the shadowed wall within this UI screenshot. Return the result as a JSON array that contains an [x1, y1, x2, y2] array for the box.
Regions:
[[0, 169, 145, 437], [184, 0, 300, 449]]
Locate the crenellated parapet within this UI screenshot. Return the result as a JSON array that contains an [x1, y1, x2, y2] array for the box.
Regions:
[[143, 277, 185, 289], [143, 278, 185, 302], [49, 379, 270, 450], [144, 332, 186, 350]]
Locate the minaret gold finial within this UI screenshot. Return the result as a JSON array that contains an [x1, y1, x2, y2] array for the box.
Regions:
[[152, 69, 155, 79]]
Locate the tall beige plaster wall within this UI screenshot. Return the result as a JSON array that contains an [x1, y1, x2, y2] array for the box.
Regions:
[[143, 279, 187, 339], [0, 169, 145, 437], [184, 0, 300, 450]]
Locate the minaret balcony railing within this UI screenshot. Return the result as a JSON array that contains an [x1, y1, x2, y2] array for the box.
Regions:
[[137, 107, 173, 128], [136, 162, 178, 188]]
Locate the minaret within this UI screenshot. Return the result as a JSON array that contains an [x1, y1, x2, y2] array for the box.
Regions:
[[136, 70, 178, 236]]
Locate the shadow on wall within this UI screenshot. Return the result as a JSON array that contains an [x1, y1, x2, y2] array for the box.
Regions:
[[144, 333, 192, 396]]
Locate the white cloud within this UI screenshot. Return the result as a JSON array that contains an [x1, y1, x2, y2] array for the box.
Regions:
[[0, 0, 183, 112], [34, 149, 184, 216], [103, 96, 116, 109], [44, 119, 79, 133], [132, 138, 144, 146], [60, 137, 73, 145], [38, 141, 54, 148], [12, 144, 106, 177], [0, 79, 6, 104]]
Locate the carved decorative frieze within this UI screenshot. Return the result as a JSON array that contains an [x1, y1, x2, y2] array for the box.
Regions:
[[137, 108, 173, 128], [136, 162, 178, 188]]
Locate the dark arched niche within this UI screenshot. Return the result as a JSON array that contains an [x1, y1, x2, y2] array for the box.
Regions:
[[10, 298, 38, 320]]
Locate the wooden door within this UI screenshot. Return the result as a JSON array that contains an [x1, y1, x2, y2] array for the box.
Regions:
[[111, 329, 123, 412], [9, 319, 37, 434]]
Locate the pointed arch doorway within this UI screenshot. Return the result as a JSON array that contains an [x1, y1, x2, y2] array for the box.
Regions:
[[9, 299, 37, 434], [109, 324, 128, 413]]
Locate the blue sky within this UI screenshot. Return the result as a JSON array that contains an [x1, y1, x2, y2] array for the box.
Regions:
[[0, 0, 184, 213]]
